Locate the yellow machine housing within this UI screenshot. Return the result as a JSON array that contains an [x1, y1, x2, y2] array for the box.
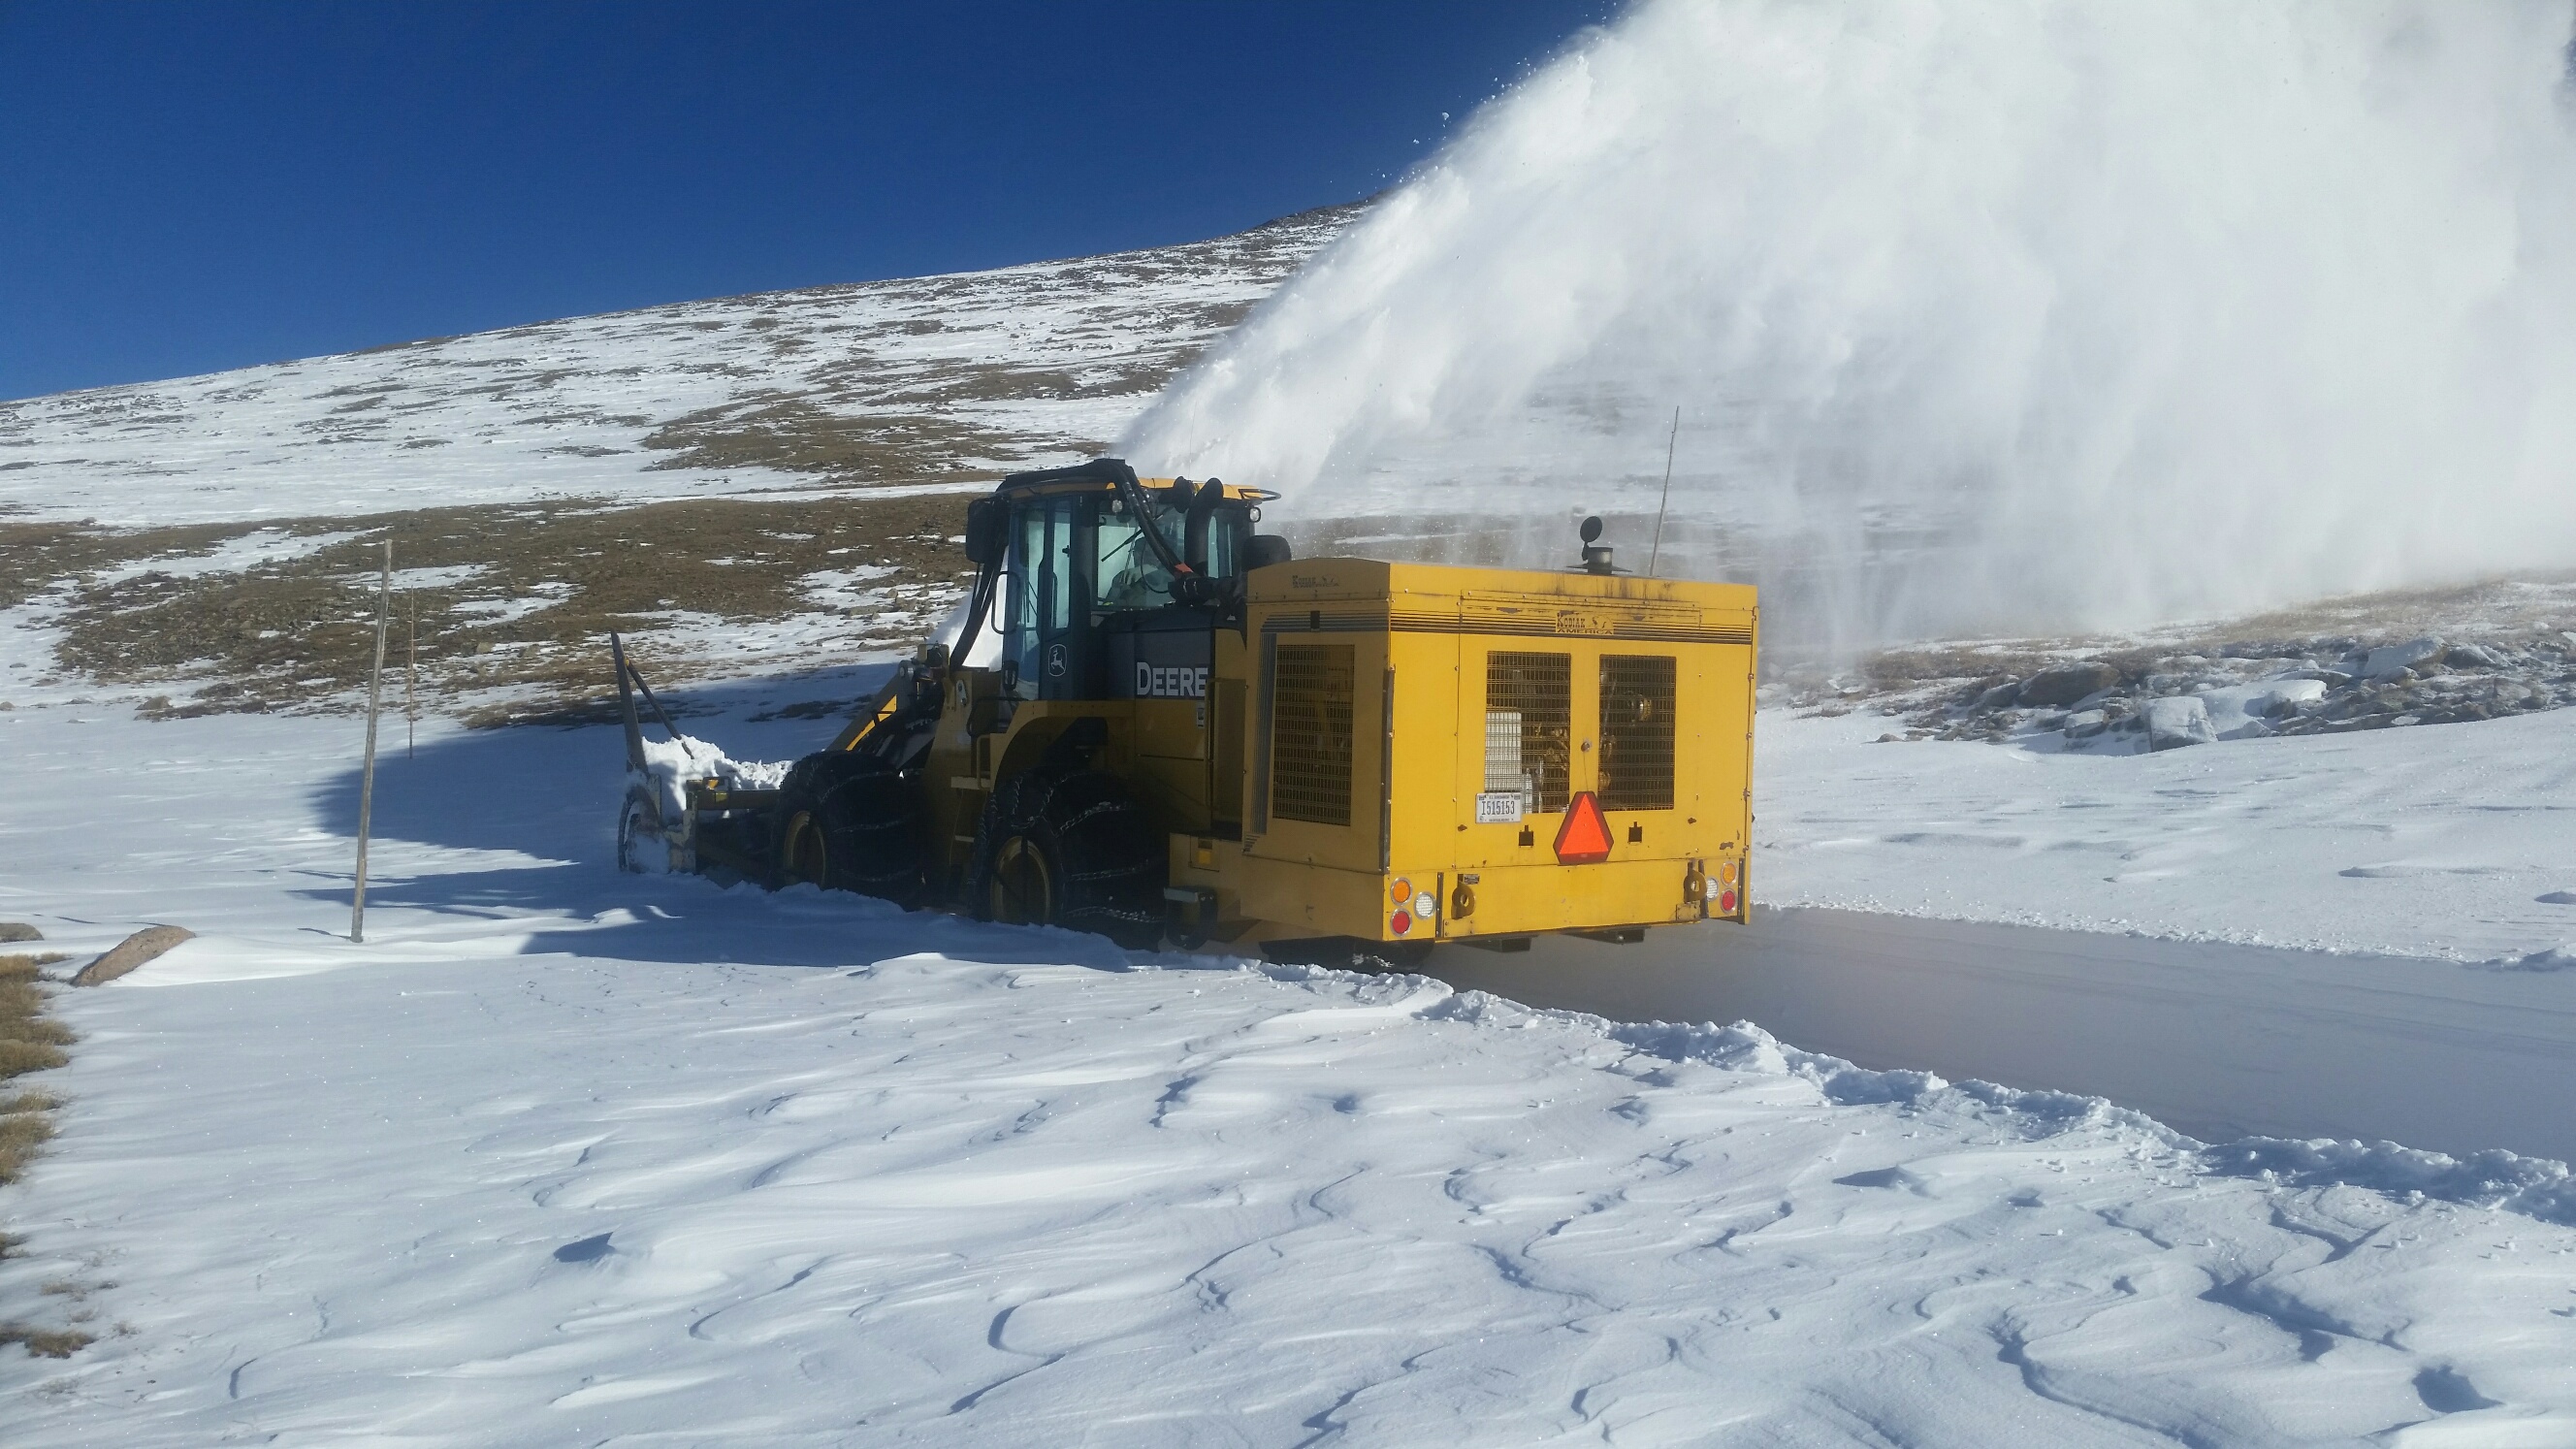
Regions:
[[1171, 558, 1755, 949]]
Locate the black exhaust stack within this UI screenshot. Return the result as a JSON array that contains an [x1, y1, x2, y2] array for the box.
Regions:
[[1572, 515, 1623, 575]]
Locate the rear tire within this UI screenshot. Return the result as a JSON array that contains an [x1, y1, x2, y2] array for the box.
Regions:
[[774, 752, 926, 907], [970, 770, 1165, 950]]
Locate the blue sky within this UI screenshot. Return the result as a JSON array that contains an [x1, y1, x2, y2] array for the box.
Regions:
[[0, 1, 1612, 401]]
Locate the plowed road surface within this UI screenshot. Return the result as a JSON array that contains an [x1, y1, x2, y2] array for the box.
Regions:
[[1437, 908, 2576, 1163]]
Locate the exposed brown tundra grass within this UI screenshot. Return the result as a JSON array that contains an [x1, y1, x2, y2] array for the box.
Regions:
[[1, 950, 71, 1188], [20, 491, 981, 726], [0, 1324, 90, 1359], [0, 955, 74, 1110], [0, 1089, 57, 1185], [0, 951, 89, 1359]]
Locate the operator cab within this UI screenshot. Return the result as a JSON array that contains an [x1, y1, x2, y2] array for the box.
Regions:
[[960, 459, 1282, 702]]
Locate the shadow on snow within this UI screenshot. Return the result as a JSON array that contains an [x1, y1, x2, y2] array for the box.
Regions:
[[295, 660, 1158, 973]]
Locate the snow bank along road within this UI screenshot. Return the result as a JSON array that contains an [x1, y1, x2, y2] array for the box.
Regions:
[[8, 677, 2576, 1442]]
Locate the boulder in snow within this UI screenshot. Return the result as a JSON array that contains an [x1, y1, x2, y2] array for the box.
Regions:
[[2364, 637, 2443, 681], [2143, 695, 2216, 751], [2255, 679, 2328, 716], [0, 922, 40, 944], [2444, 642, 2504, 670], [2197, 679, 2328, 737], [73, 924, 195, 986], [2019, 661, 2121, 707]]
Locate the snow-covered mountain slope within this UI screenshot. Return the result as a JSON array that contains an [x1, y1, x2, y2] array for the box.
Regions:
[[0, 206, 1351, 528], [8, 692, 2576, 1445]]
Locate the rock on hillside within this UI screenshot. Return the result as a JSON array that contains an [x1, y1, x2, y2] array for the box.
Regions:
[[1783, 583, 2576, 754]]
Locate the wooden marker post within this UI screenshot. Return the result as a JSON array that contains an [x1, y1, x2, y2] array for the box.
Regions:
[[405, 590, 417, 760], [353, 540, 392, 943]]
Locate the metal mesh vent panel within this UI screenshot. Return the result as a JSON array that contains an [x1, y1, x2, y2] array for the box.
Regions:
[[1272, 644, 1355, 826], [1598, 654, 1677, 811], [1486, 652, 1570, 814]]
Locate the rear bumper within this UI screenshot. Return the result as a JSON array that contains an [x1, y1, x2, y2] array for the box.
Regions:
[[1423, 856, 1733, 941], [1170, 841, 1743, 945]]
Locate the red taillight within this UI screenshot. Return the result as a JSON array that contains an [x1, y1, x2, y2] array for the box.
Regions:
[[1553, 791, 1613, 865], [1719, 889, 1738, 913], [1390, 910, 1413, 936]]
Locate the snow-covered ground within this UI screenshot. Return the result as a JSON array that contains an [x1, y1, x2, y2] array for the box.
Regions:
[[1759, 705, 2576, 963], [8, 676, 2576, 1443]]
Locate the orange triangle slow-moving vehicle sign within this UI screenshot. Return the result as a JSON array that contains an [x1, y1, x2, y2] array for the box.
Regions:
[[1553, 790, 1614, 865]]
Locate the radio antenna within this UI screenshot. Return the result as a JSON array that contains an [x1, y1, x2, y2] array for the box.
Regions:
[[1647, 406, 1680, 577]]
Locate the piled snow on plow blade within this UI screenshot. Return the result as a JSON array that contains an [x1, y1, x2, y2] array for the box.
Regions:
[[632, 731, 789, 822]]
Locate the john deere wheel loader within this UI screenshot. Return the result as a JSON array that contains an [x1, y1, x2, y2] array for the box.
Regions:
[[613, 458, 1756, 961]]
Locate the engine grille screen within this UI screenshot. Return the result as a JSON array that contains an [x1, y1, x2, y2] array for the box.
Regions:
[[1272, 644, 1355, 825], [1486, 652, 1571, 814], [1598, 654, 1677, 811]]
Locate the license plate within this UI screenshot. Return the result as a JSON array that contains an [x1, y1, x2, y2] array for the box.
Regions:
[[1475, 791, 1524, 824]]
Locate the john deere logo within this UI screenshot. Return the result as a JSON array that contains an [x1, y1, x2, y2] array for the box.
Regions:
[[1135, 662, 1209, 699], [1045, 643, 1068, 678]]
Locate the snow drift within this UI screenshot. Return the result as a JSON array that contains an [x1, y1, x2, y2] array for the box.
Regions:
[[1125, 0, 2576, 649]]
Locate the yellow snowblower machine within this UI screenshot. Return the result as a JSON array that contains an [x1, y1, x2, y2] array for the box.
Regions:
[[614, 458, 1756, 962]]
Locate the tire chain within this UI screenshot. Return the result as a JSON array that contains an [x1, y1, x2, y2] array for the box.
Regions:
[[965, 769, 1163, 940]]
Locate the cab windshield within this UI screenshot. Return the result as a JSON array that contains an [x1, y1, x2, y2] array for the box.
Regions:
[[1094, 499, 1242, 609]]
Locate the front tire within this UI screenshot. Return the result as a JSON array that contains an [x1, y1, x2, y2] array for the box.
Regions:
[[774, 752, 927, 907]]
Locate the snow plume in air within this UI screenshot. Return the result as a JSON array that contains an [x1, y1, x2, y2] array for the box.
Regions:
[[1124, 1, 2576, 647]]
